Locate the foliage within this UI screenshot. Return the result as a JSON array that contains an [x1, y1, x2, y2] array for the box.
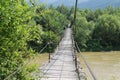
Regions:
[[56, 4, 70, 19], [0, 1, 69, 79], [0, 0, 43, 79], [92, 14, 120, 51], [73, 7, 120, 51], [34, 7, 69, 52], [75, 16, 95, 51], [1, 0, 120, 79]]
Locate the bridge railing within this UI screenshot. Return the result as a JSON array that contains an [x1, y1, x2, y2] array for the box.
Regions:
[[3, 43, 49, 80], [71, 34, 86, 80], [75, 42, 98, 80]]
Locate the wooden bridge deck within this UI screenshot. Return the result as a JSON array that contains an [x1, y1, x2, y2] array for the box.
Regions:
[[40, 28, 85, 80]]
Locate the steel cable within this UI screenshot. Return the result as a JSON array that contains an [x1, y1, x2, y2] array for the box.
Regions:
[[75, 42, 97, 80], [4, 43, 49, 80]]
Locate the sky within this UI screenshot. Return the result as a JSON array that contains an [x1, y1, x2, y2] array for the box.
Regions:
[[39, 0, 90, 4], [78, 0, 90, 3], [26, 0, 90, 6], [26, 0, 120, 9]]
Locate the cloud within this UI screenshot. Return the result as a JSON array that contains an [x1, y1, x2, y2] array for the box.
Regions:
[[40, 0, 57, 4], [40, 0, 90, 4], [39, 0, 91, 7], [78, 0, 90, 4]]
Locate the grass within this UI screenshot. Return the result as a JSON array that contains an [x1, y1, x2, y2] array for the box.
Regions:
[[78, 51, 120, 80], [24, 53, 49, 79], [26, 53, 49, 68], [24, 51, 120, 80]]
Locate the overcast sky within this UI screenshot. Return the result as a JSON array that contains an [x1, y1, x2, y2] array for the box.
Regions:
[[26, 0, 91, 6], [26, 0, 120, 9], [39, 0, 90, 4]]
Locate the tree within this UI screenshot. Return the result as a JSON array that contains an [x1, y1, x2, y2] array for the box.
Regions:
[[0, 0, 43, 79], [92, 14, 120, 50], [74, 13, 95, 51], [56, 4, 70, 19], [34, 7, 69, 52]]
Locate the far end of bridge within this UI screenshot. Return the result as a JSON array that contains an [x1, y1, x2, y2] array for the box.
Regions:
[[39, 28, 86, 80]]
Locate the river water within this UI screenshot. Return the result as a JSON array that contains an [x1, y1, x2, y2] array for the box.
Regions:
[[78, 51, 120, 80]]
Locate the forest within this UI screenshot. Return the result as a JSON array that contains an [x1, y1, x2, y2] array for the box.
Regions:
[[0, 0, 120, 80]]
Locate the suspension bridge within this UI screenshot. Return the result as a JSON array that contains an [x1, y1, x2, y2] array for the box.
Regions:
[[3, 27, 97, 80], [3, 0, 98, 80], [39, 28, 90, 80]]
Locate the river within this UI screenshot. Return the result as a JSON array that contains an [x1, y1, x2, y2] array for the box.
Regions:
[[78, 51, 120, 80]]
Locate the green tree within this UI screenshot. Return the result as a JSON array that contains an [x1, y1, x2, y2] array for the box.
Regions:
[[34, 8, 68, 52], [0, 0, 43, 79], [92, 14, 120, 50], [74, 13, 95, 51], [56, 4, 70, 19]]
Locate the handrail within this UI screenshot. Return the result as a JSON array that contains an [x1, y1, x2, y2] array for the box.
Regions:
[[75, 42, 97, 80], [39, 43, 49, 53], [71, 32, 83, 80], [4, 44, 49, 80]]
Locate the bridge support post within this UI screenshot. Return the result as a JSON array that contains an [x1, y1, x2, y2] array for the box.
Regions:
[[49, 52, 50, 63]]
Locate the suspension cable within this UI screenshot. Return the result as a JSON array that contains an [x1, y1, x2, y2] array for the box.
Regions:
[[39, 43, 49, 53], [4, 43, 49, 80], [75, 42, 97, 80]]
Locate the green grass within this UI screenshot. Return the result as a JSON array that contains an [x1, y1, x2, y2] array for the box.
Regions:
[[78, 51, 120, 80], [24, 53, 49, 79], [26, 53, 48, 68]]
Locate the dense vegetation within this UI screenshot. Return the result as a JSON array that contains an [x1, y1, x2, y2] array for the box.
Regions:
[[0, 0, 68, 80], [0, 0, 120, 80], [72, 7, 120, 51]]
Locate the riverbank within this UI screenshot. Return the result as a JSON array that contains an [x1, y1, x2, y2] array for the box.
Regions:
[[78, 51, 120, 80]]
